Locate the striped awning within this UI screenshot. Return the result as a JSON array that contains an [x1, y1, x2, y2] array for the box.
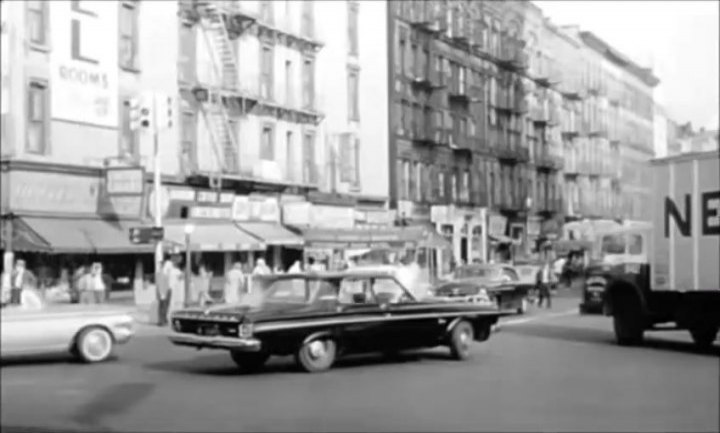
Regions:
[[236, 222, 303, 246]]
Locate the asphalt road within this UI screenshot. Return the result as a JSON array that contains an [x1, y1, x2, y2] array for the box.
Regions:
[[2, 297, 718, 433]]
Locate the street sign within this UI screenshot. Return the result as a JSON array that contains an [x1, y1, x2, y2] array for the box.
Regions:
[[129, 226, 164, 244]]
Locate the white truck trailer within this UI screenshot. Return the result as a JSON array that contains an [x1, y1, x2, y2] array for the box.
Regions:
[[587, 150, 720, 347]]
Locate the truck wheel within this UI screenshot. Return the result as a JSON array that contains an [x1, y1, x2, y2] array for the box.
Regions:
[[449, 320, 474, 360], [230, 351, 270, 373], [296, 338, 337, 373], [612, 295, 644, 346], [689, 326, 718, 349]]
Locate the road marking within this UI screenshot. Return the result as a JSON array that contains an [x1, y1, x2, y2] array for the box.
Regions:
[[499, 308, 579, 328]]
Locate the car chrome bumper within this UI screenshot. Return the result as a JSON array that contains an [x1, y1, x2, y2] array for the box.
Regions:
[[168, 333, 262, 352]]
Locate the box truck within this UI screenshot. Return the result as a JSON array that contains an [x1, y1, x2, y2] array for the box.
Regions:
[[585, 150, 720, 347]]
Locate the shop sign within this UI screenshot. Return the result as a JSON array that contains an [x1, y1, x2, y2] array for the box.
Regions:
[[167, 186, 195, 202], [196, 190, 218, 203], [9, 171, 100, 214], [98, 195, 144, 218], [105, 167, 144, 195], [49, 1, 118, 128], [232, 195, 280, 223], [488, 214, 508, 237], [282, 201, 312, 226], [189, 205, 232, 219], [219, 192, 235, 204], [311, 205, 355, 229], [356, 209, 395, 226]]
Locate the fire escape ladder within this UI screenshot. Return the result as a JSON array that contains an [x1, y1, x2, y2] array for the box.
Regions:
[[196, 1, 241, 174]]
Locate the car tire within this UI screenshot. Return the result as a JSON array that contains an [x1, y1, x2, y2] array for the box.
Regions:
[[449, 320, 474, 361], [230, 351, 270, 373], [612, 296, 644, 346], [689, 325, 718, 349], [74, 327, 115, 363], [296, 338, 337, 373]]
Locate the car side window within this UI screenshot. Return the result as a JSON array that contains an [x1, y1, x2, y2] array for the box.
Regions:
[[371, 277, 413, 304], [339, 278, 375, 305]]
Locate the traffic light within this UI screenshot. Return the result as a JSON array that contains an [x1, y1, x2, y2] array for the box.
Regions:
[[139, 104, 152, 129]]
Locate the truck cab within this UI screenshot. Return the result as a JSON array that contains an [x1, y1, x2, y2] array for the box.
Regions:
[[581, 225, 651, 314]]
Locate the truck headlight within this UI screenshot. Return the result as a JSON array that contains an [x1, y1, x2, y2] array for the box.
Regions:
[[172, 320, 182, 331], [238, 323, 254, 338]]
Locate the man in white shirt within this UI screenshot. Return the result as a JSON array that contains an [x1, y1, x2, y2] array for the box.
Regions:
[[537, 259, 553, 309]]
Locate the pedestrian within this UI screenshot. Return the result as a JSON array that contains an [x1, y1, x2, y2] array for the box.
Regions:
[[160, 255, 183, 325], [88, 262, 107, 304], [9, 259, 37, 305], [252, 258, 271, 276], [224, 262, 244, 305], [537, 258, 553, 309], [288, 260, 302, 273]]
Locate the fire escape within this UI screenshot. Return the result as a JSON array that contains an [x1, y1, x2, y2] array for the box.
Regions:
[[180, 0, 258, 176]]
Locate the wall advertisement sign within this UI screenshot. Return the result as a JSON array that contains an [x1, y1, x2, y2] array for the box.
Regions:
[[488, 214, 508, 237], [49, 1, 119, 128]]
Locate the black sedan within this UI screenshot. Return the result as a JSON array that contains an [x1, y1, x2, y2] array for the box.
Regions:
[[440, 264, 531, 314], [169, 269, 502, 373]]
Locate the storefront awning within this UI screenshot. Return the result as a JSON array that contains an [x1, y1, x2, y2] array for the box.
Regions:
[[163, 221, 265, 252], [9, 217, 150, 254], [236, 222, 303, 247]]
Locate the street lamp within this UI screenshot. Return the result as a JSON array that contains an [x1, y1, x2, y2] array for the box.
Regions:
[[183, 224, 195, 307]]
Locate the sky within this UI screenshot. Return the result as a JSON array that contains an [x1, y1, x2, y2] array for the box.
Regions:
[[534, 0, 720, 130]]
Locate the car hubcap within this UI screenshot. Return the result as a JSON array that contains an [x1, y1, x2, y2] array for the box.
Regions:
[[459, 329, 470, 350], [308, 341, 326, 359], [83, 330, 111, 360]]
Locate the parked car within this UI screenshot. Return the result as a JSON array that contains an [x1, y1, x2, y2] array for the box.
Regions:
[[1, 289, 136, 363], [168, 269, 502, 373], [443, 264, 530, 314]]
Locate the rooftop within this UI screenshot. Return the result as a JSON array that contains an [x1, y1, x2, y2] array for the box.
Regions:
[[578, 31, 660, 88]]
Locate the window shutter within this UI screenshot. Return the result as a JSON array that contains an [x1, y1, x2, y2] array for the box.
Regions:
[[353, 137, 361, 187], [339, 133, 352, 182]]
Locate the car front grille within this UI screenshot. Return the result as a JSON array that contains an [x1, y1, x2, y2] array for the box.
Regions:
[[175, 319, 239, 337]]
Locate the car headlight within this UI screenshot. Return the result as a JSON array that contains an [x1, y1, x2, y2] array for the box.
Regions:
[[238, 323, 254, 338], [172, 319, 182, 331], [476, 288, 492, 304]]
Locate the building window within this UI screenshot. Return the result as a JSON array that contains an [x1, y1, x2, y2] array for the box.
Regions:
[[119, 1, 139, 70], [178, 23, 195, 84], [348, 2, 358, 55], [120, 98, 140, 161], [438, 171, 446, 199], [286, 131, 294, 181], [400, 160, 411, 200], [302, 56, 315, 110], [261, 45, 274, 101], [415, 163, 423, 202], [26, 79, 48, 154], [261, 123, 275, 161], [348, 68, 359, 121], [301, 0, 314, 39], [259, 0, 274, 24], [303, 131, 316, 184], [451, 172, 458, 201], [396, 26, 406, 75], [352, 136, 361, 188], [27, 1, 48, 47], [285, 60, 293, 107], [462, 170, 470, 202], [180, 110, 197, 171]]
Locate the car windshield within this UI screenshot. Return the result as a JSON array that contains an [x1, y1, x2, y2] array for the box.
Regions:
[[454, 267, 501, 279], [261, 278, 336, 304]]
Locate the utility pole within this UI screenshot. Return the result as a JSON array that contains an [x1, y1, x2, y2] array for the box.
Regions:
[[151, 94, 164, 313]]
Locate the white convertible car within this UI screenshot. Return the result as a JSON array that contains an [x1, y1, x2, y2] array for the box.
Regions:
[[1, 289, 136, 363]]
